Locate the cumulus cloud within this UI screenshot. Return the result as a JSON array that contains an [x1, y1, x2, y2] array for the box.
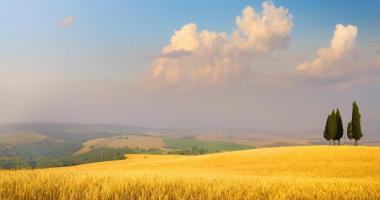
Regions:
[[59, 16, 75, 28], [296, 24, 358, 77], [234, 3, 293, 52], [146, 2, 293, 87], [295, 24, 380, 90]]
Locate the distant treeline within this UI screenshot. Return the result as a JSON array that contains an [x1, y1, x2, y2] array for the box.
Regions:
[[168, 145, 218, 155], [323, 101, 363, 145], [0, 147, 161, 169]]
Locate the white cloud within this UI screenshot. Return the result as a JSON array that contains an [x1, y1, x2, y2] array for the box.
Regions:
[[296, 24, 358, 77], [146, 2, 293, 87], [234, 2, 293, 53], [59, 16, 75, 28], [295, 24, 380, 90]]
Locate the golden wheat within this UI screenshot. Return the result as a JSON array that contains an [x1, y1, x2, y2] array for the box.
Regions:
[[0, 146, 379, 200]]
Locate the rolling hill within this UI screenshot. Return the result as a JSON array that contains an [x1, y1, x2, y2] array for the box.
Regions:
[[75, 135, 169, 154], [0, 146, 379, 199]]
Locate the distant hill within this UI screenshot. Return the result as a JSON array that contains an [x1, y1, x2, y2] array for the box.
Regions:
[[0, 123, 378, 169]]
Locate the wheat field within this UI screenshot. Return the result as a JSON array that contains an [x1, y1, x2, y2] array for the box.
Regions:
[[1, 146, 379, 200]]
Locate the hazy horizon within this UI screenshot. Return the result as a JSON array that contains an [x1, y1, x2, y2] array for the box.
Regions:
[[1, 1, 379, 137]]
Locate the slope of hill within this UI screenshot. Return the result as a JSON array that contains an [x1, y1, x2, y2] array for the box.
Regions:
[[75, 135, 169, 154], [0, 131, 49, 145], [74, 146, 380, 178], [0, 146, 379, 199]]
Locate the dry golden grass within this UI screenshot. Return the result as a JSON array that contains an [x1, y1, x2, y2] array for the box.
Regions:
[[0, 132, 48, 145], [76, 135, 167, 154], [1, 146, 379, 199]]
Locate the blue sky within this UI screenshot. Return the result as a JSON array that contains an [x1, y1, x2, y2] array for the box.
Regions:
[[0, 1, 380, 136], [1, 0, 379, 66]]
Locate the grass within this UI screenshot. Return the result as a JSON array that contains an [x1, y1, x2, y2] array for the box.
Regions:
[[164, 137, 254, 152], [76, 136, 167, 154], [0, 146, 379, 199], [0, 132, 48, 145]]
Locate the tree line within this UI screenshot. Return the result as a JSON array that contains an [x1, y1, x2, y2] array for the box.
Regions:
[[323, 101, 362, 146]]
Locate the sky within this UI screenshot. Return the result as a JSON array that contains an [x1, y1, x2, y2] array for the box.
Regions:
[[0, 1, 380, 136]]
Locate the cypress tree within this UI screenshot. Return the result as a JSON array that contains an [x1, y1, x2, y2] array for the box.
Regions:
[[323, 115, 331, 145], [347, 121, 353, 143], [335, 109, 344, 145], [351, 101, 363, 146], [328, 110, 337, 145]]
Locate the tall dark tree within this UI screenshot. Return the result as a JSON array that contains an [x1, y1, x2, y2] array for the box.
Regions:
[[335, 109, 344, 145], [351, 101, 363, 145], [347, 121, 353, 143], [327, 110, 337, 145], [323, 115, 331, 145], [323, 110, 337, 145]]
